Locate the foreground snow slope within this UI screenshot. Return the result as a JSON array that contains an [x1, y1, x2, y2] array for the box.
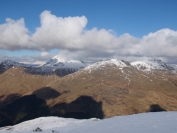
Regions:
[[1, 112, 177, 133]]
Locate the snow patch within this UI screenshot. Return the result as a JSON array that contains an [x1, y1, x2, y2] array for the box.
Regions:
[[84, 59, 128, 72]]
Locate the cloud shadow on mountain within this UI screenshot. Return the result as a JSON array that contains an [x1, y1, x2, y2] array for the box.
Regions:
[[0, 95, 5, 101], [51, 95, 104, 119], [0, 94, 21, 108], [55, 68, 77, 77], [148, 104, 166, 112], [0, 94, 50, 127], [33, 87, 60, 100], [24, 67, 78, 77], [0, 95, 104, 127], [0, 64, 11, 74]]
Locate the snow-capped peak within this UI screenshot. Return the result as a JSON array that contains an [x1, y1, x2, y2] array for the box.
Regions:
[[40, 56, 87, 71], [52, 55, 68, 63], [84, 58, 129, 71], [131, 59, 174, 71]]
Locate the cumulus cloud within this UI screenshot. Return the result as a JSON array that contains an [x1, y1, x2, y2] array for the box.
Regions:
[[0, 18, 32, 50], [0, 10, 177, 63], [139, 29, 177, 57], [32, 10, 88, 50], [0, 51, 55, 65]]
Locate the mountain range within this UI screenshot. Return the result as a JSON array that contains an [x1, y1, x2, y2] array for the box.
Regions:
[[1, 58, 177, 75], [0, 57, 177, 127], [0, 56, 87, 76]]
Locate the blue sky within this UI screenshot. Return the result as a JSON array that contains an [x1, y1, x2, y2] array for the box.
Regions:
[[0, 0, 177, 64]]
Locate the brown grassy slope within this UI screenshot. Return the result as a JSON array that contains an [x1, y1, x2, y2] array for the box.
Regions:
[[0, 65, 177, 119], [48, 65, 177, 118], [0, 67, 60, 104]]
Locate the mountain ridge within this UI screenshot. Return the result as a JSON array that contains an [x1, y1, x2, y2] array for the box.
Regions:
[[1, 58, 177, 75]]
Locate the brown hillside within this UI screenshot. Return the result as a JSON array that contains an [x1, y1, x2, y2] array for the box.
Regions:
[[0, 64, 177, 126], [0, 67, 60, 106], [48, 64, 177, 118]]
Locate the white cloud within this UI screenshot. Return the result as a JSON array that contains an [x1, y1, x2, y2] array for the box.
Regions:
[[0, 18, 32, 50], [32, 10, 88, 50], [139, 29, 177, 57], [41, 51, 49, 56], [0, 10, 177, 63]]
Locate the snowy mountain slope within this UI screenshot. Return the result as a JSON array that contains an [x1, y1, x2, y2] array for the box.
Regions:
[[1, 58, 176, 76], [1, 112, 177, 133], [84, 59, 129, 72], [0, 60, 38, 68], [169, 64, 177, 71], [131, 59, 174, 71], [0, 60, 28, 74], [33, 56, 87, 76], [0, 60, 26, 68], [40, 56, 87, 71]]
